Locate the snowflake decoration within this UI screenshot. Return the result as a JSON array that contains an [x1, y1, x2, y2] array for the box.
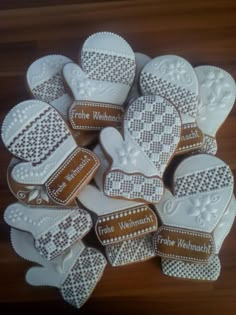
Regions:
[[117, 143, 140, 166], [188, 194, 220, 226]]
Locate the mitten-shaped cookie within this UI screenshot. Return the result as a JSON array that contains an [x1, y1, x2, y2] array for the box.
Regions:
[[63, 32, 135, 131], [126, 52, 151, 104], [11, 228, 107, 309], [195, 66, 236, 154], [27, 55, 96, 146], [140, 55, 203, 154], [1, 100, 99, 205], [5, 202, 92, 260], [153, 154, 234, 280], [78, 145, 157, 266], [100, 95, 181, 203], [161, 195, 236, 281], [7, 158, 78, 207]]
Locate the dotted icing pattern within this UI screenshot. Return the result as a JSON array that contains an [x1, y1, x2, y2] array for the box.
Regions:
[[106, 234, 156, 266], [154, 227, 215, 263], [161, 255, 221, 280], [125, 95, 181, 175], [104, 171, 164, 203], [61, 247, 107, 309], [82, 50, 135, 86], [46, 148, 100, 204], [97, 206, 157, 245], [141, 72, 198, 118], [174, 165, 233, 198], [31, 73, 66, 103], [35, 210, 92, 260], [7, 106, 70, 163]]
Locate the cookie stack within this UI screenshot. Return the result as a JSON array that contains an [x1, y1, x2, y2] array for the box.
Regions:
[[1, 32, 236, 309]]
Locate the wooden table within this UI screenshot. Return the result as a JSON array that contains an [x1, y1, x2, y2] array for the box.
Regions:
[[0, 0, 236, 313]]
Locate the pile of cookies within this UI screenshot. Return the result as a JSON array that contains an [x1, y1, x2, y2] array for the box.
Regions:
[[1, 32, 236, 309]]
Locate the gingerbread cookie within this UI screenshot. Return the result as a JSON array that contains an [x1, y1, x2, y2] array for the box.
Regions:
[[140, 55, 203, 153], [63, 32, 136, 131], [126, 52, 151, 104], [27, 54, 97, 146], [195, 66, 236, 154], [1, 100, 99, 205], [11, 228, 107, 309], [153, 154, 234, 279], [161, 195, 236, 280], [78, 145, 157, 266], [7, 158, 78, 207], [100, 95, 181, 203], [5, 202, 92, 260]]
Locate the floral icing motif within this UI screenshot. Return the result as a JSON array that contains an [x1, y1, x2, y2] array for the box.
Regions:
[[153, 59, 193, 85], [17, 186, 49, 204], [162, 199, 182, 215], [187, 194, 221, 226], [117, 143, 140, 166]]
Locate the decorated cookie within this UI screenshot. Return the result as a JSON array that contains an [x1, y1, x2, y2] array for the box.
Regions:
[[195, 66, 236, 154], [1, 100, 99, 205], [140, 55, 203, 153], [78, 145, 157, 266], [161, 195, 236, 280], [27, 54, 97, 146], [153, 154, 234, 279], [27, 55, 73, 118], [7, 158, 78, 207], [4, 202, 92, 260], [126, 52, 151, 104], [63, 32, 136, 131], [11, 228, 107, 309], [100, 95, 181, 203]]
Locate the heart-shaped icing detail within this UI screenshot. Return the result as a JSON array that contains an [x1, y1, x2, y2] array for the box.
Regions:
[[155, 154, 234, 233], [140, 55, 199, 124], [195, 66, 236, 153], [27, 55, 73, 119]]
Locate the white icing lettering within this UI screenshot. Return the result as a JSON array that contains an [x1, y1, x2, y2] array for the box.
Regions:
[[181, 129, 199, 142], [118, 215, 153, 230]]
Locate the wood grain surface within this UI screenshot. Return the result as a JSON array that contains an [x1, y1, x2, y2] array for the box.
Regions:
[[0, 0, 236, 313]]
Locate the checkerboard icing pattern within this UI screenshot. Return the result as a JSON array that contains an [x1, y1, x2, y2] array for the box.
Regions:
[[161, 256, 221, 280], [141, 72, 198, 117], [32, 73, 65, 103], [35, 210, 92, 260], [82, 50, 135, 86], [125, 95, 181, 175], [61, 247, 107, 308], [104, 171, 164, 203], [174, 165, 233, 198]]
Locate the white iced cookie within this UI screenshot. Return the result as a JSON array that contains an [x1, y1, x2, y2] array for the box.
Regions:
[[126, 52, 151, 104], [1, 100, 99, 205], [100, 95, 181, 203], [153, 154, 234, 280], [155, 154, 234, 233], [63, 32, 136, 131], [161, 196, 236, 281], [11, 228, 107, 309], [195, 66, 236, 154], [27, 55, 73, 119], [140, 55, 203, 153], [77, 145, 157, 266], [4, 202, 92, 260]]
